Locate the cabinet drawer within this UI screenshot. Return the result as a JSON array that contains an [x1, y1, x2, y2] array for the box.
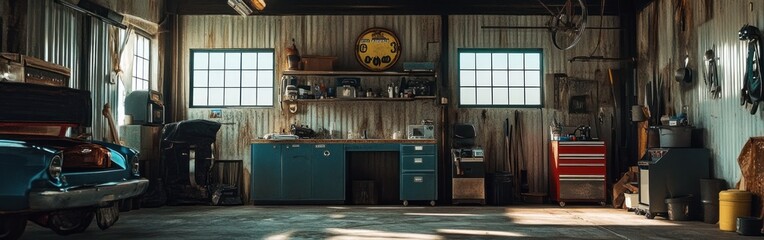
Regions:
[[400, 173, 436, 200], [559, 175, 606, 200], [401, 144, 435, 155], [558, 144, 606, 155], [401, 155, 435, 171], [557, 166, 605, 176]]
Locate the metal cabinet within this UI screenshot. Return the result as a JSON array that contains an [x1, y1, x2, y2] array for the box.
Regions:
[[282, 144, 312, 200], [310, 144, 345, 200], [251, 144, 283, 200], [399, 144, 437, 206], [549, 141, 607, 207]]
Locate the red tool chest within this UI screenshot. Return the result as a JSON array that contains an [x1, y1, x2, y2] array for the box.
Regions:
[[549, 141, 607, 207]]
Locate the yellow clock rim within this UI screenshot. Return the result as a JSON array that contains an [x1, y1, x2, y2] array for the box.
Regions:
[[354, 27, 402, 72]]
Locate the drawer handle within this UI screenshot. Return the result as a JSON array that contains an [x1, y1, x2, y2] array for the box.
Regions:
[[414, 158, 423, 163], [414, 146, 423, 151], [315, 144, 325, 148], [560, 178, 606, 182], [323, 150, 331, 157], [413, 176, 423, 183], [292, 144, 300, 147]]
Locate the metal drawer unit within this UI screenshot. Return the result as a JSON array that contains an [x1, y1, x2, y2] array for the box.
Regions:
[[549, 141, 607, 207], [399, 144, 437, 206]]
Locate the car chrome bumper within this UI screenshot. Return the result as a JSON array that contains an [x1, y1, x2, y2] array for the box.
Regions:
[[29, 178, 149, 210]]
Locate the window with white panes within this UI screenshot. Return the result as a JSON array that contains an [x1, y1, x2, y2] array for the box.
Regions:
[[190, 49, 274, 107], [132, 33, 151, 91], [458, 49, 543, 107]]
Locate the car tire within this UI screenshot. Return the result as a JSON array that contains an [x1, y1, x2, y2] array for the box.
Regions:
[[0, 216, 27, 240], [48, 210, 94, 236]]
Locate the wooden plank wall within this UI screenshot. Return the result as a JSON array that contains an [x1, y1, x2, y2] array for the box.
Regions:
[[179, 14, 621, 200], [448, 15, 621, 194], [636, 0, 764, 186]]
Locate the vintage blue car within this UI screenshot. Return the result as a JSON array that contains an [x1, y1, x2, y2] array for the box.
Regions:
[[0, 81, 148, 239]]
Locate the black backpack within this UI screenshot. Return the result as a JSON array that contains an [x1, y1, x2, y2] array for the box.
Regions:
[[739, 25, 764, 114]]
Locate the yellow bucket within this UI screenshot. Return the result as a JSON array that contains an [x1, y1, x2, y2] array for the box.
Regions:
[[719, 190, 752, 231]]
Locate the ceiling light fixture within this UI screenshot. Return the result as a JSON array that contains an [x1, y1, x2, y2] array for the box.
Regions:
[[227, 0, 266, 16]]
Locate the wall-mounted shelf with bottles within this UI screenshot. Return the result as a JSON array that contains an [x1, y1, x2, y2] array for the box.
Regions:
[[282, 70, 436, 77]]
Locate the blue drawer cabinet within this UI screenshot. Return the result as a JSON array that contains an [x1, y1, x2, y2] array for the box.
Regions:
[[400, 144, 437, 206], [401, 144, 436, 155], [311, 144, 345, 200], [252, 144, 282, 200], [400, 155, 436, 171], [400, 173, 436, 201]]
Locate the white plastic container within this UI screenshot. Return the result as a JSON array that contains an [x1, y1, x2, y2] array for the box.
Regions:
[[624, 193, 638, 209]]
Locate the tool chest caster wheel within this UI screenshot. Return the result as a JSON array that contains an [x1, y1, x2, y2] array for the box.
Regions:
[[430, 201, 436, 206], [559, 201, 566, 207], [403, 201, 409, 206]]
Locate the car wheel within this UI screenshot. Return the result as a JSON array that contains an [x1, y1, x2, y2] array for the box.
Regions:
[[0, 216, 27, 240], [47, 210, 94, 236]]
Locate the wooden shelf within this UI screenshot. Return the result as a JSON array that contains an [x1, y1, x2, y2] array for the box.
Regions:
[[283, 96, 436, 103], [282, 70, 436, 77]]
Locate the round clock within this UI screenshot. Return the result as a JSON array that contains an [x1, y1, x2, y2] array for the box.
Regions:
[[355, 28, 401, 71]]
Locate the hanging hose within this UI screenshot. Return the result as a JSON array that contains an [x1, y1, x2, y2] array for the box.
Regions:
[[589, 0, 607, 57]]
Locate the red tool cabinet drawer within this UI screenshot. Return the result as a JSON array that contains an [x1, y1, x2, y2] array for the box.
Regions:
[[557, 166, 605, 175]]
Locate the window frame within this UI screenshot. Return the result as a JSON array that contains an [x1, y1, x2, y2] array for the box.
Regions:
[[132, 32, 151, 91], [189, 48, 275, 108], [457, 48, 544, 108]]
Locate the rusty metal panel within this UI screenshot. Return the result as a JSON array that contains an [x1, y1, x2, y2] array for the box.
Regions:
[[637, 0, 764, 186], [448, 15, 621, 194]]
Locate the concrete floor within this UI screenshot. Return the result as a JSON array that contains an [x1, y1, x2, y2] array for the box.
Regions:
[[21, 204, 751, 239]]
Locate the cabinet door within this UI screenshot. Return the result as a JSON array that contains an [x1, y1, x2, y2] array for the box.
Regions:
[[311, 144, 345, 200], [251, 144, 282, 200], [282, 144, 312, 200]]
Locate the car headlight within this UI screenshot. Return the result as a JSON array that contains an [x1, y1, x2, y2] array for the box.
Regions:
[[48, 154, 63, 180], [131, 155, 140, 176]]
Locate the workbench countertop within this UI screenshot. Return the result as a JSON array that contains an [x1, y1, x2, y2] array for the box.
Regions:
[[251, 139, 437, 144]]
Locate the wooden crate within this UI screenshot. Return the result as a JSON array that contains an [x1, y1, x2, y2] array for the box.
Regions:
[[301, 56, 336, 71]]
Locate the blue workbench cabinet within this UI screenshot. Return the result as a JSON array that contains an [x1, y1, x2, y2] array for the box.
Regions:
[[310, 144, 345, 200], [282, 144, 312, 199], [251, 144, 282, 200], [399, 144, 438, 206]]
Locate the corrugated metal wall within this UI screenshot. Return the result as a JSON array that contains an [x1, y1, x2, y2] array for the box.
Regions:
[[448, 15, 621, 194], [27, 0, 83, 87], [637, 0, 764, 186], [180, 14, 621, 198], [26, 0, 116, 141], [179, 15, 442, 199]]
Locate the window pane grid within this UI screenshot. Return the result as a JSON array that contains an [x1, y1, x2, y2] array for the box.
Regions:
[[132, 34, 150, 91], [191, 49, 274, 107], [459, 50, 542, 107]]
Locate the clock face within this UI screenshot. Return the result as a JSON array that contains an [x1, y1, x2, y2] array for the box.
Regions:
[[355, 28, 401, 71]]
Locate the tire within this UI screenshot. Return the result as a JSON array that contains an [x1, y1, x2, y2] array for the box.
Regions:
[[0, 216, 27, 240], [48, 210, 94, 236], [645, 212, 655, 219]]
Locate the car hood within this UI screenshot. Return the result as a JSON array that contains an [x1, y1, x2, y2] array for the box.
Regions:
[[0, 81, 91, 128], [0, 134, 91, 151]]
